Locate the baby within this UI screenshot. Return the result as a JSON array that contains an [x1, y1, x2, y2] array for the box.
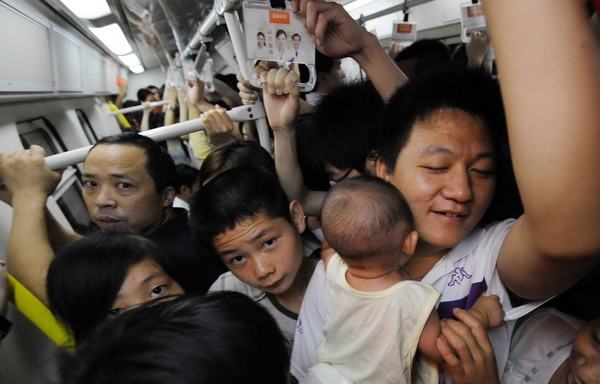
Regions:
[[310, 176, 504, 383]]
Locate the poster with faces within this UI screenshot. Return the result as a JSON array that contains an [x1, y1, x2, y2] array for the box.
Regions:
[[243, 0, 315, 65]]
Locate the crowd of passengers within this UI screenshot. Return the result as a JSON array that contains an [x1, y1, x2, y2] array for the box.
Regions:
[[1, 0, 600, 383]]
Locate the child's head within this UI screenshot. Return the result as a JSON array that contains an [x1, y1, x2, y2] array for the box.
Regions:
[[47, 231, 185, 344], [189, 167, 306, 295], [59, 292, 290, 384], [321, 176, 417, 266], [175, 163, 201, 203], [198, 140, 275, 186]]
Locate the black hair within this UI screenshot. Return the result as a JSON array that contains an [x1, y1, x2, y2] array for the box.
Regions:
[[394, 38, 451, 79], [59, 292, 290, 384], [315, 51, 335, 75], [189, 167, 291, 254], [321, 176, 413, 261], [310, 81, 384, 173], [47, 231, 180, 344], [276, 29, 287, 39], [147, 85, 159, 91], [198, 140, 275, 185], [257, 31, 265, 39], [137, 88, 153, 103], [292, 33, 301, 41], [91, 132, 178, 194], [175, 164, 199, 193], [377, 66, 505, 172], [120, 100, 142, 129], [295, 114, 330, 191]]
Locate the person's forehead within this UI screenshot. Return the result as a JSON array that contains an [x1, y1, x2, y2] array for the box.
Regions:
[[214, 214, 290, 249], [411, 109, 492, 145], [84, 144, 150, 175]]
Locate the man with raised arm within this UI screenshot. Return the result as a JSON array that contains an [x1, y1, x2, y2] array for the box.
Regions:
[[0, 133, 226, 305], [258, 0, 600, 381]]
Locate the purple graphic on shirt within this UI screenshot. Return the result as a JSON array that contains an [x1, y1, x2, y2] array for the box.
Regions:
[[448, 267, 473, 286], [438, 279, 488, 319]]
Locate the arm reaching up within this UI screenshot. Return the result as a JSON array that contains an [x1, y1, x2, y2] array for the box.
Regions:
[[291, 0, 408, 100], [261, 67, 327, 215], [487, 0, 600, 299], [0, 146, 79, 304]]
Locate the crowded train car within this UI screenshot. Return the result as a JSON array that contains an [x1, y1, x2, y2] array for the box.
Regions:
[[0, 0, 599, 382]]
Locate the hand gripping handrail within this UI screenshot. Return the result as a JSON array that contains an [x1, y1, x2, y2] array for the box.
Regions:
[[43, 104, 265, 170]]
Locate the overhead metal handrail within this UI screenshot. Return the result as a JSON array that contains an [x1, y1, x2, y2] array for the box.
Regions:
[[42, 104, 265, 170], [107, 100, 169, 115]]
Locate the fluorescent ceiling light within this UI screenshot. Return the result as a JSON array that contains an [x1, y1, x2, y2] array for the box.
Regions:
[[343, 0, 373, 13], [129, 65, 145, 74], [89, 24, 132, 55], [59, 0, 111, 19], [119, 53, 141, 67]]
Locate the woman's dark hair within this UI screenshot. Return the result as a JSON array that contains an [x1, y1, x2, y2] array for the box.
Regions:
[[59, 292, 290, 384], [47, 231, 179, 344], [198, 140, 275, 185]]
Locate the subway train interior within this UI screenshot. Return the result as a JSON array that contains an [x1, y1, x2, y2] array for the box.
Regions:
[[0, 0, 599, 382]]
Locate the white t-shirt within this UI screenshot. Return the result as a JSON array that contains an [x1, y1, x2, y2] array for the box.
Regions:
[[292, 219, 546, 381], [502, 308, 583, 384], [209, 272, 297, 353], [316, 253, 440, 384]]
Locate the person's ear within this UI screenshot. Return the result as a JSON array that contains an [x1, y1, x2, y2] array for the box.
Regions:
[[289, 200, 306, 234], [376, 158, 391, 182], [162, 186, 176, 207], [401, 230, 418, 256]]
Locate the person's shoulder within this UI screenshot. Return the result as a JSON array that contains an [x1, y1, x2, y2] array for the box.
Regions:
[[209, 272, 265, 300]]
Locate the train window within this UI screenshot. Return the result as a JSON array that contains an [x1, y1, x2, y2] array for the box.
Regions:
[[16, 118, 93, 233], [76, 109, 99, 144]]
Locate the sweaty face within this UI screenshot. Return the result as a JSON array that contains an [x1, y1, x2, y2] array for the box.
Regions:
[[212, 213, 305, 296], [82, 144, 173, 232], [378, 108, 496, 253], [110, 259, 185, 315], [564, 318, 600, 384]]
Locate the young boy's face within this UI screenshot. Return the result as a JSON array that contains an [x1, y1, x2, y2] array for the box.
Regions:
[[212, 208, 305, 296]]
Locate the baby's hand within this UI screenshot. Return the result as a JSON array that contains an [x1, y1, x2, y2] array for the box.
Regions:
[[468, 294, 505, 329]]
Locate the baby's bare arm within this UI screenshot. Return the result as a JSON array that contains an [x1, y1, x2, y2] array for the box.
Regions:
[[467, 294, 505, 329]]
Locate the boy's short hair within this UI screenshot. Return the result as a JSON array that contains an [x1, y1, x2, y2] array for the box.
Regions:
[[59, 292, 290, 384], [377, 66, 505, 173], [175, 164, 199, 193], [394, 38, 451, 78], [321, 176, 413, 261], [189, 167, 291, 254], [310, 81, 384, 173]]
